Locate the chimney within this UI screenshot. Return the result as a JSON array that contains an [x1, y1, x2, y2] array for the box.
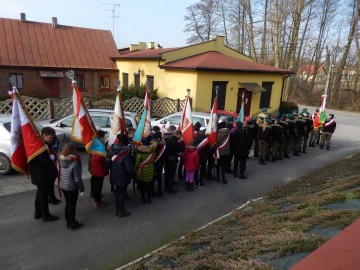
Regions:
[[20, 13, 26, 23], [130, 44, 140, 51], [52, 17, 58, 28], [147, 42, 155, 49], [138, 42, 146, 50]]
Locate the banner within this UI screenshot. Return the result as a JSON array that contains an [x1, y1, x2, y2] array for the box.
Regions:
[[237, 92, 245, 123], [70, 84, 107, 157], [179, 96, 194, 146], [205, 95, 218, 147], [9, 90, 46, 175], [109, 91, 126, 145], [319, 94, 327, 123], [134, 89, 151, 144]]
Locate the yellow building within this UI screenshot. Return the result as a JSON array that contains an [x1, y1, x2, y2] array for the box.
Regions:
[[114, 36, 293, 116]]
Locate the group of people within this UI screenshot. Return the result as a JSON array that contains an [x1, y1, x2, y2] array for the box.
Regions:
[[29, 107, 336, 231]]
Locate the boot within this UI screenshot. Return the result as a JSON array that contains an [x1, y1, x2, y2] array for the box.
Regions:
[[284, 154, 290, 159], [239, 174, 247, 179], [189, 182, 194, 191], [326, 146, 330, 150], [302, 148, 306, 154], [272, 158, 276, 163], [221, 179, 228, 185], [319, 145, 324, 149]]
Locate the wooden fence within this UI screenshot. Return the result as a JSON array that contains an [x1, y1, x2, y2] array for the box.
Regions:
[[0, 95, 187, 120]]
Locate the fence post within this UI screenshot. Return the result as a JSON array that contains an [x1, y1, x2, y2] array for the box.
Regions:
[[176, 98, 180, 112], [48, 99, 54, 119]]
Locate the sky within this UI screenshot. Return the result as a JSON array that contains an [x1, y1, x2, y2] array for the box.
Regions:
[[0, 0, 198, 48]]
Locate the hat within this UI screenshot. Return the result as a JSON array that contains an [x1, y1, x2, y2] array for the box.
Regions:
[[302, 108, 308, 113], [236, 121, 243, 128], [275, 112, 281, 117], [261, 107, 267, 113], [247, 118, 254, 124], [258, 116, 264, 121], [281, 114, 287, 119], [141, 136, 152, 146], [274, 118, 280, 122], [266, 113, 272, 118], [329, 113, 334, 119], [264, 118, 271, 124], [288, 114, 295, 120], [226, 117, 235, 124]]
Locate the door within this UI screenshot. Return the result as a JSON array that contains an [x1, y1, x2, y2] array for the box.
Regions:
[[42, 78, 60, 98], [236, 88, 252, 116], [211, 81, 227, 110]]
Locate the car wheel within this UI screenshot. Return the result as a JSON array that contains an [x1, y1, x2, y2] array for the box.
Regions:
[[0, 153, 13, 175]]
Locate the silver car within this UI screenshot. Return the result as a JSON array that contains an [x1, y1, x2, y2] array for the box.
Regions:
[[38, 109, 138, 145], [0, 114, 65, 175], [151, 112, 210, 130]]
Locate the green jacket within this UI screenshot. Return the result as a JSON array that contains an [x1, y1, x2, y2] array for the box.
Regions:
[[134, 142, 156, 183]]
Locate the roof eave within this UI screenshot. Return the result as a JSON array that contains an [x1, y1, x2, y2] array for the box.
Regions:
[[160, 66, 295, 74]]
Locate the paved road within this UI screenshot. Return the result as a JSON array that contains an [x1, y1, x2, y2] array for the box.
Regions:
[[0, 106, 359, 270]]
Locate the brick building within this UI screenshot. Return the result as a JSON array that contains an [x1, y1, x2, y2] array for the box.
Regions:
[[0, 14, 120, 99]]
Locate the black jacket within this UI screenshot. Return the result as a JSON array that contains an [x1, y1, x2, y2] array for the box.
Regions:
[[257, 126, 272, 142], [109, 144, 134, 187], [322, 119, 336, 133], [230, 127, 252, 157], [271, 123, 284, 142], [29, 150, 58, 187], [165, 135, 185, 159], [193, 133, 211, 161]]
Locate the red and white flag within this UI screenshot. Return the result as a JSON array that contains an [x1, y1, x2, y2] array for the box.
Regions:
[[9, 91, 46, 175], [179, 96, 194, 146], [70, 85, 107, 157], [109, 91, 126, 146], [205, 95, 218, 147]]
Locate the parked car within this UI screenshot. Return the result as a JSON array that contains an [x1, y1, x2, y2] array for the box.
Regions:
[[151, 112, 211, 130], [38, 109, 137, 145], [0, 114, 66, 175]]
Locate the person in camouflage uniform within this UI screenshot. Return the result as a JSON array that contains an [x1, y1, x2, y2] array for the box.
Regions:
[[257, 118, 271, 165], [270, 118, 284, 162], [285, 114, 297, 158]]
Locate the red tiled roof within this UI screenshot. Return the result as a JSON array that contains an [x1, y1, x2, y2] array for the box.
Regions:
[[0, 18, 119, 70], [160, 51, 293, 74], [116, 47, 178, 59]]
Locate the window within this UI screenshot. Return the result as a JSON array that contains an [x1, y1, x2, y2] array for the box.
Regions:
[[163, 115, 181, 125], [134, 74, 140, 89], [122, 73, 129, 89], [192, 116, 205, 127], [92, 116, 109, 128], [260, 82, 274, 108], [75, 75, 85, 89], [146, 75, 154, 91], [100, 76, 110, 89], [10, 74, 23, 89]]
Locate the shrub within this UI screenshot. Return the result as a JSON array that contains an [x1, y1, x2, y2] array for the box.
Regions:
[[279, 101, 299, 114], [122, 83, 158, 100]]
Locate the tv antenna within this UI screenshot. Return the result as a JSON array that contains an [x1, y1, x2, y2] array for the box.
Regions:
[[102, 2, 120, 38]]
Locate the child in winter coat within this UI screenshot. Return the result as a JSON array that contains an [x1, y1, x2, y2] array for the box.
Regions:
[[59, 142, 85, 231], [90, 130, 109, 208], [182, 140, 200, 191], [134, 136, 157, 204]]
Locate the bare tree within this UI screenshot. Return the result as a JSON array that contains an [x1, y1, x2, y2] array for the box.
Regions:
[[332, 0, 360, 105], [184, 0, 220, 44]]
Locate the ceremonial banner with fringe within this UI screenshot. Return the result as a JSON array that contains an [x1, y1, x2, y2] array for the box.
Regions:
[[134, 89, 151, 144], [179, 96, 194, 146], [9, 90, 46, 175], [237, 92, 245, 123], [205, 95, 218, 147], [70, 84, 107, 157], [109, 91, 126, 146]]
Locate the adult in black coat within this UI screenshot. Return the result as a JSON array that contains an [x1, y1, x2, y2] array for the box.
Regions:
[[230, 121, 252, 178], [164, 130, 185, 193], [109, 134, 134, 217], [29, 128, 59, 222], [151, 132, 167, 197]]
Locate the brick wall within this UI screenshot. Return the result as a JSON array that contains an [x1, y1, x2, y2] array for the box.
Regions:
[[0, 68, 118, 99]]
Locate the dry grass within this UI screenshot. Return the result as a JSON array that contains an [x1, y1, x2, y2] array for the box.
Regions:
[[127, 154, 360, 270]]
